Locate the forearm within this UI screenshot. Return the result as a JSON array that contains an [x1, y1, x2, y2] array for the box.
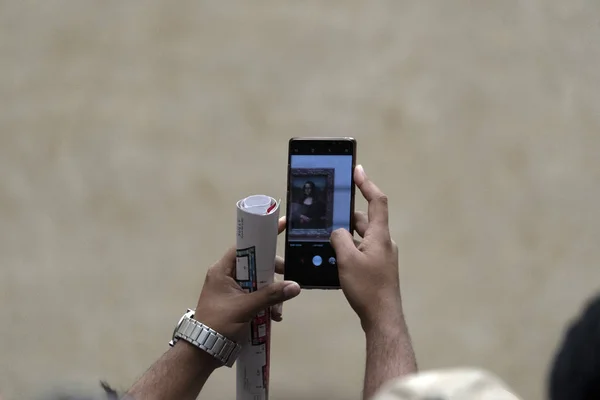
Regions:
[[362, 314, 418, 400], [126, 341, 219, 400]]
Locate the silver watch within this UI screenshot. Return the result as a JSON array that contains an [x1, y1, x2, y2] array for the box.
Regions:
[[169, 309, 242, 368]]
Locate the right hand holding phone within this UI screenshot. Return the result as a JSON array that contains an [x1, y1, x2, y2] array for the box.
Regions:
[[330, 165, 403, 333]]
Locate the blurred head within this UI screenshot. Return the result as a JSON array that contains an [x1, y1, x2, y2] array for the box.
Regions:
[[371, 368, 520, 400], [549, 292, 600, 400], [303, 181, 316, 197]]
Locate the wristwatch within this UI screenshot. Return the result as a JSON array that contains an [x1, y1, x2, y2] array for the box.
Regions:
[[169, 308, 242, 368]]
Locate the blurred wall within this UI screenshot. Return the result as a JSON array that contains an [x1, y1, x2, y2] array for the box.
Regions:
[[1, 1, 599, 399]]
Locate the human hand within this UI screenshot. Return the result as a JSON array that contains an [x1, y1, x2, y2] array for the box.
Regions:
[[300, 215, 311, 223], [194, 217, 301, 342], [330, 165, 402, 333]]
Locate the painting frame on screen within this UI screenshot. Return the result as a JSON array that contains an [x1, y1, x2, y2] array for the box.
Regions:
[[288, 168, 335, 241]]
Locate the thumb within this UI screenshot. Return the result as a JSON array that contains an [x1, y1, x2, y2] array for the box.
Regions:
[[330, 228, 358, 262], [242, 281, 301, 319]]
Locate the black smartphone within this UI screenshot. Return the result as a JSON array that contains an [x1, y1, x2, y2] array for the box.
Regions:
[[283, 137, 357, 289]]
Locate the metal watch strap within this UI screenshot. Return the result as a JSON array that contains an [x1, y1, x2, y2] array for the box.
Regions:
[[170, 317, 242, 368]]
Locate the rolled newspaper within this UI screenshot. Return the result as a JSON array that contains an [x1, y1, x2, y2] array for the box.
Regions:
[[235, 194, 281, 400]]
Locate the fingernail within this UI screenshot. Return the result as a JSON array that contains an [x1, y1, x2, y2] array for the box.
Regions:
[[283, 281, 301, 298], [272, 303, 283, 320], [356, 164, 365, 178]]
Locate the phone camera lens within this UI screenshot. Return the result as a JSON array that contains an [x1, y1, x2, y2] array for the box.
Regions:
[[311, 148, 315, 153]]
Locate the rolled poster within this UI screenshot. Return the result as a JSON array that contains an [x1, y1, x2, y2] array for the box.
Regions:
[[235, 195, 281, 400]]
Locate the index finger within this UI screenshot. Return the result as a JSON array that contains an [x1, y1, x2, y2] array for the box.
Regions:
[[354, 165, 389, 228]]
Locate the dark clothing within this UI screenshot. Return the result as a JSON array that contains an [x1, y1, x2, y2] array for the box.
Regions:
[[549, 292, 600, 400], [290, 199, 327, 230]]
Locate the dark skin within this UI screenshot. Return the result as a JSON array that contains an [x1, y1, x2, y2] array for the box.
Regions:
[[331, 165, 418, 399], [126, 165, 417, 400], [126, 218, 300, 400]]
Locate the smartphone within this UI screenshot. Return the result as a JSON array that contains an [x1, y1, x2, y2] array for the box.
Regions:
[[283, 137, 357, 289]]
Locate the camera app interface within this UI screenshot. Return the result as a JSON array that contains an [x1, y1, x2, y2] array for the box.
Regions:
[[286, 153, 353, 277]]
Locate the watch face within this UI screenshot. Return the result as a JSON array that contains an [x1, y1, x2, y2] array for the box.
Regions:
[[172, 310, 195, 341], [172, 314, 186, 340]]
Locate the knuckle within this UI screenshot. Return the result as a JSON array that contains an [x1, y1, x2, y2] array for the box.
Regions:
[[268, 284, 281, 299], [376, 194, 389, 206], [383, 235, 394, 247], [336, 254, 348, 266], [331, 228, 346, 241], [206, 265, 218, 279], [371, 235, 394, 252]]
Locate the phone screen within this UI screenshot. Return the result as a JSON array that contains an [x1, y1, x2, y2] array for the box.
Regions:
[[284, 138, 356, 288]]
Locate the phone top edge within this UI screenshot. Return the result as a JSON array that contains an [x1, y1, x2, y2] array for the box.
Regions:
[[289, 137, 356, 142], [288, 137, 356, 155]]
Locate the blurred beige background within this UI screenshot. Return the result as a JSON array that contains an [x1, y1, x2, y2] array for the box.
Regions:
[[1, 1, 599, 399]]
